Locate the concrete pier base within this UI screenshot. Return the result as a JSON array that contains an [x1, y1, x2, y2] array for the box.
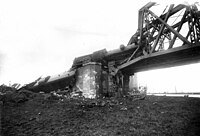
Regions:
[[75, 62, 102, 98]]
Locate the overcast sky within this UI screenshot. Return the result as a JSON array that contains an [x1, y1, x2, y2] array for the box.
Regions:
[[0, 0, 200, 91]]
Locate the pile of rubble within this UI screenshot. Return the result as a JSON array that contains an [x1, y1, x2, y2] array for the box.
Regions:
[[0, 85, 36, 104], [37, 89, 146, 110], [0, 83, 146, 106]]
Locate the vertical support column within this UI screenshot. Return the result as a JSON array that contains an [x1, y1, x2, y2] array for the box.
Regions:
[[129, 73, 138, 90], [108, 75, 114, 97], [101, 70, 109, 97], [123, 74, 130, 95], [108, 61, 117, 97]]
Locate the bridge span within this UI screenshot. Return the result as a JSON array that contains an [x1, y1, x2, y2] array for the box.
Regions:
[[118, 2, 200, 75], [119, 43, 200, 75], [25, 2, 200, 98]]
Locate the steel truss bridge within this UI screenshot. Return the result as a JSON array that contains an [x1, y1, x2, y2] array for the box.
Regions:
[[118, 2, 200, 75], [25, 2, 200, 95]]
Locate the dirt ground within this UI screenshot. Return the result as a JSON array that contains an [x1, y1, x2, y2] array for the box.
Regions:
[[2, 94, 200, 136]]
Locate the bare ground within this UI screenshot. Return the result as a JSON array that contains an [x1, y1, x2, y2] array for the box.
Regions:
[[2, 95, 200, 136]]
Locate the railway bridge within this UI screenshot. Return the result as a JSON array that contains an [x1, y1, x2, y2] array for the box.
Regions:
[[26, 2, 200, 98]]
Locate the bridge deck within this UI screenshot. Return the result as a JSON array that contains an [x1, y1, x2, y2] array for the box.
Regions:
[[119, 43, 200, 75]]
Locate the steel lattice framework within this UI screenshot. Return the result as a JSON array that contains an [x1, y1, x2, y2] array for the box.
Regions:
[[24, 2, 200, 95], [125, 2, 200, 63]]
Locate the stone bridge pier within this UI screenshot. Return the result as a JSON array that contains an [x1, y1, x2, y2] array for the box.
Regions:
[[74, 61, 139, 98]]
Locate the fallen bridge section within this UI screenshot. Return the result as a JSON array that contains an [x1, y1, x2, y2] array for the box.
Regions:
[[25, 70, 76, 93]]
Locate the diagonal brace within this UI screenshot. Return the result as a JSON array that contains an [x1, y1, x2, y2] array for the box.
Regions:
[[146, 8, 191, 46], [150, 4, 174, 53], [168, 9, 188, 49]]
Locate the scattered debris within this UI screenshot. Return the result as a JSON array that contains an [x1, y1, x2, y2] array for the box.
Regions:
[[161, 111, 165, 114], [2, 95, 200, 136], [0, 85, 37, 104], [129, 127, 136, 132], [153, 102, 157, 105], [120, 107, 127, 111]]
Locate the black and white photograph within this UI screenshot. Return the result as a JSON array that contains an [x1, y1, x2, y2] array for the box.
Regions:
[[0, 0, 200, 135]]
